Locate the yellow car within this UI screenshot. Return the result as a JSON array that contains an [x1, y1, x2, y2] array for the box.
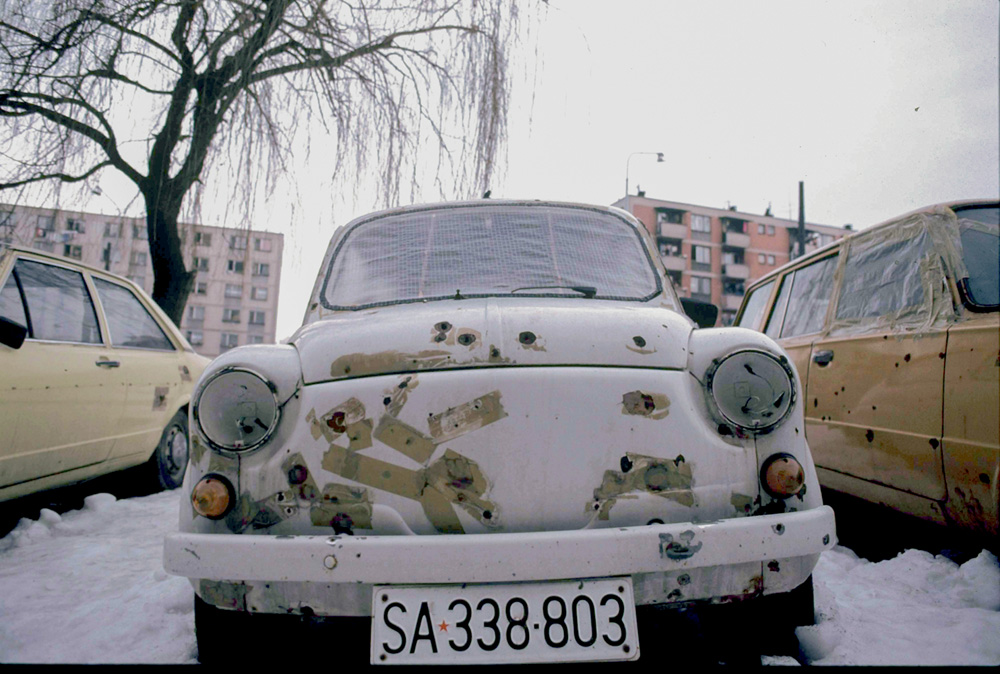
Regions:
[[0, 245, 209, 501], [735, 201, 999, 541]]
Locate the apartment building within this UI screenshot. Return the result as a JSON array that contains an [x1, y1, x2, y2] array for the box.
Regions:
[[0, 203, 283, 358], [613, 195, 848, 325]]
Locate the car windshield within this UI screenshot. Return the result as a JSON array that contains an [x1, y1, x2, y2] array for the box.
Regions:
[[320, 204, 662, 310]]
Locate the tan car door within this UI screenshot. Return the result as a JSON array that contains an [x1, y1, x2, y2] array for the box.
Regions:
[[806, 227, 948, 502], [90, 276, 185, 462], [0, 257, 127, 488]]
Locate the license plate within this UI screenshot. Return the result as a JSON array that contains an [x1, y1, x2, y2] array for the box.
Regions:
[[370, 577, 639, 665]]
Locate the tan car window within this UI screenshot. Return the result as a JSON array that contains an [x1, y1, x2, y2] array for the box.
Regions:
[[0, 272, 27, 327], [764, 274, 793, 339], [734, 279, 774, 330], [93, 277, 175, 350], [835, 229, 930, 321], [15, 259, 102, 343], [956, 220, 999, 307], [781, 254, 839, 338]]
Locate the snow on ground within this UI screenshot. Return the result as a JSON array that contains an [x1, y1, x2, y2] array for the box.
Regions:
[[0, 490, 998, 665]]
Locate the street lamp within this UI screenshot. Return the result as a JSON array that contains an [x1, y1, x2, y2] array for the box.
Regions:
[[625, 151, 664, 198]]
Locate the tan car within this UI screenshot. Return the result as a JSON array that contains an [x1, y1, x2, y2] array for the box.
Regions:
[[0, 245, 209, 501], [735, 201, 999, 541]]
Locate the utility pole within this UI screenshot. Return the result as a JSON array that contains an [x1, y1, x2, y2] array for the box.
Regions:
[[797, 181, 806, 259]]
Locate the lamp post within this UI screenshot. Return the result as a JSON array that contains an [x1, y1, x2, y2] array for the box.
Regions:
[[625, 151, 664, 198]]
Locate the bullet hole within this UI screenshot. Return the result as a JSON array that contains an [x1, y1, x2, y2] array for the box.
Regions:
[[327, 411, 346, 433], [980, 473, 991, 486], [904, 353, 911, 362], [673, 454, 686, 466], [490, 346, 501, 358], [894, 362, 899, 368], [929, 438, 939, 449], [939, 352, 946, 359], [593, 503, 600, 511], [667, 589, 682, 600], [436, 322, 452, 332], [834, 390, 839, 396], [883, 335, 889, 340], [823, 534, 831, 545], [331, 513, 354, 535], [620, 455, 634, 473], [633, 335, 646, 348], [872, 406, 877, 411], [483, 510, 493, 520], [717, 423, 733, 436], [287, 465, 308, 485], [841, 386, 845, 392], [399, 380, 409, 389], [865, 429, 875, 443], [768, 560, 781, 572], [814, 398, 818, 408], [519, 331, 536, 345], [343, 365, 352, 374], [647, 518, 664, 525], [457, 332, 476, 346], [677, 574, 691, 586], [434, 333, 447, 342], [772, 524, 785, 535], [276, 492, 285, 502], [383, 397, 391, 406]]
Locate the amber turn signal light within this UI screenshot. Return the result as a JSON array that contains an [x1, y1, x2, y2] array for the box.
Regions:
[[761, 453, 805, 498], [191, 475, 235, 519]]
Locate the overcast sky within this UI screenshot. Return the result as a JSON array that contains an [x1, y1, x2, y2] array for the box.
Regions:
[[77, 0, 1000, 340]]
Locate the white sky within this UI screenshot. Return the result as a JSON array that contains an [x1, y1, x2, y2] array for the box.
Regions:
[[78, 0, 1000, 341]]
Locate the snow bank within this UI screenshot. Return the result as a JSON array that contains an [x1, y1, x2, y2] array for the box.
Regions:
[[797, 546, 1000, 665]]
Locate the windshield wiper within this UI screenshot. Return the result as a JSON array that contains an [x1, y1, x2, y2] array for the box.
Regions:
[[511, 285, 598, 298]]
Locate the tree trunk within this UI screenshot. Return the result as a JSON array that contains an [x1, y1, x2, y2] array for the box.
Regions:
[[145, 197, 195, 327]]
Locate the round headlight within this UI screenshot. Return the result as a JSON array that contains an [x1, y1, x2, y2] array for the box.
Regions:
[[761, 453, 805, 498], [707, 350, 794, 432], [194, 368, 279, 451]]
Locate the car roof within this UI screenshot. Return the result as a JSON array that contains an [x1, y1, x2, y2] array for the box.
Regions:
[[744, 199, 998, 293]]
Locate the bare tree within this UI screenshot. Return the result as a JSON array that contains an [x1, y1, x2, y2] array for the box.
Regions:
[[0, 0, 522, 323]]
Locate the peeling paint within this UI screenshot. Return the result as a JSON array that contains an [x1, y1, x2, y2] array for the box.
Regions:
[[178, 365, 192, 382], [428, 391, 507, 443], [730, 493, 754, 515], [621, 391, 670, 420], [330, 350, 454, 378], [152, 386, 169, 410], [199, 580, 250, 610], [310, 483, 373, 531], [589, 452, 694, 519], [659, 530, 703, 560], [382, 375, 418, 417]]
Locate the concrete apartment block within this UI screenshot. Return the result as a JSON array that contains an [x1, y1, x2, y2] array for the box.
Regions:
[[0, 203, 283, 358], [613, 195, 849, 325]]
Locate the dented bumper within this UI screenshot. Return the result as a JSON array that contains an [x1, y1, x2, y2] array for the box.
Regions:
[[165, 506, 836, 615]]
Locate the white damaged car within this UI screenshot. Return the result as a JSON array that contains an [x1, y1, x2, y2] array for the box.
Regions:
[[164, 200, 836, 665]]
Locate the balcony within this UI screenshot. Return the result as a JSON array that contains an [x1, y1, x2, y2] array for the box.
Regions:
[[660, 254, 686, 271], [722, 294, 743, 311], [657, 222, 687, 239], [723, 263, 749, 279], [723, 231, 750, 248]]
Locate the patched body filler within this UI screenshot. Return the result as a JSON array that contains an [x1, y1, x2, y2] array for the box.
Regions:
[[164, 200, 836, 665]]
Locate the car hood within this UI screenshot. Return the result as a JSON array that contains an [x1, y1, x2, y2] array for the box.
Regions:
[[293, 298, 693, 384]]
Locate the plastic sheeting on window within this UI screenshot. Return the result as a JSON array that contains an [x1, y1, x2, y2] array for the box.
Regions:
[[825, 206, 969, 337], [320, 204, 662, 310]]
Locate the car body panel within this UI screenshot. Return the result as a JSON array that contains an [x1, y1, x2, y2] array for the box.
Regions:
[[0, 245, 209, 501], [734, 201, 999, 538]]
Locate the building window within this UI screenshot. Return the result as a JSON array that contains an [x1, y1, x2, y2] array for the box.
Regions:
[[693, 246, 711, 265], [63, 244, 82, 259], [691, 276, 712, 297], [254, 237, 272, 252], [767, 254, 776, 265], [251, 286, 268, 301], [253, 262, 270, 277], [194, 231, 212, 246], [37, 215, 56, 232], [195, 282, 208, 295], [132, 224, 147, 239], [758, 253, 766, 264], [186, 330, 204, 346], [723, 280, 745, 296], [130, 251, 147, 266], [249, 310, 266, 325], [691, 214, 711, 233], [230, 235, 247, 250], [104, 222, 121, 237], [188, 305, 205, 321], [758, 224, 766, 234], [193, 257, 209, 271], [658, 241, 681, 257], [222, 308, 240, 323], [0, 210, 14, 228], [66, 218, 86, 233], [766, 225, 775, 236], [248, 335, 265, 345], [227, 259, 244, 273], [220, 333, 239, 350], [225, 283, 243, 298]]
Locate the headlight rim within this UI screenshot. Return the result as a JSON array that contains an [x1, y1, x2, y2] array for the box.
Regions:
[[705, 348, 796, 434], [193, 366, 281, 454]]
